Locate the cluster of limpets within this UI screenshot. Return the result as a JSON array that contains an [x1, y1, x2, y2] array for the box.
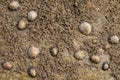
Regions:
[[75, 21, 119, 71], [4, 1, 38, 77], [8, 1, 37, 30], [79, 22, 120, 70], [2, 0, 119, 78], [6, 1, 58, 77]]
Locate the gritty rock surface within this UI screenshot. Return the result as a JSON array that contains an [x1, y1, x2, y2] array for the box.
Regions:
[[79, 22, 92, 35]]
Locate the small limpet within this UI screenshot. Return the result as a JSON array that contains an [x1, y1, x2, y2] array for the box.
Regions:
[[109, 35, 119, 44], [28, 66, 36, 77], [79, 22, 92, 35], [90, 55, 100, 64], [9, 1, 20, 10], [74, 50, 86, 60], [18, 19, 27, 30], [28, 46, 40, 58], [50, 47, 58, 56], [2, 61, 13, 70], [28, 11, 37, 21]]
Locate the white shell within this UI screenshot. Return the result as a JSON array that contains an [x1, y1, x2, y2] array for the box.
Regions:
[[9, 1, 20, 10], [28, 46, 40, 58], [74, 50, 86, 60], [28, 11, 37, 21], [109, 35, 119, 44], [79, 22, 92, 35]]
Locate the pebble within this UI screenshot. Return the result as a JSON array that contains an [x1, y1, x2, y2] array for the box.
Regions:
[[28, 66, 36, 77], [18, 19, 27, 30], [104, 43, 111, 50], [50, 47, 58, 56], [74, 50, 86, 60], [79, 22, 92, 35], [92, 39, 97, 44], [102, 62, 109, 70], [28, 46, 40, 58], [98, 48, 104, 55], [2, 61, 13, 70], [109, 35, 119, 44], [90, 55, 100, 64], [9, 1, 20, 10], [28, 11, 37, 21]]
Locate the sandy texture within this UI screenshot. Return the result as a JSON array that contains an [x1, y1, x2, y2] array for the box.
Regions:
[[0, 0, 120, 80]]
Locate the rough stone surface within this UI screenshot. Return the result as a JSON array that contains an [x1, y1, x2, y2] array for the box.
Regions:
[[0, 0, 119, 80]]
